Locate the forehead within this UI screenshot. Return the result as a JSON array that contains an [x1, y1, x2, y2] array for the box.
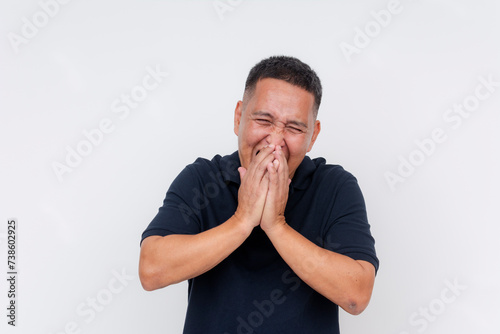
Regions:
[[246, 78, 316, 121]]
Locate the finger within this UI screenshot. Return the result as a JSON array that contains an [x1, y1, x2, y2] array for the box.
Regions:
[[252, 144, 275, 166], [266, 161, 279, 203], [274, 146, 285, 168], [260, 169, 271, 195], [272, 158, 279, 170], [267, 161, 279, 183], [248, 145, 276, 182], [275, 146, 288, 185], [264, 165, 277, 214], [238, 167, 247, 181]]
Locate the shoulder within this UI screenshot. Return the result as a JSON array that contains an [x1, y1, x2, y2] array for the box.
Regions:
[[190, 151, 238, 171], [309, 156, 358, 188], [302, 157, 366, 209], [179, 151, 240, 184]]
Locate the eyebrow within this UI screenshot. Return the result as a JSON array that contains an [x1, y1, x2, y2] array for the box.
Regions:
[[251, 111, 308, 129]]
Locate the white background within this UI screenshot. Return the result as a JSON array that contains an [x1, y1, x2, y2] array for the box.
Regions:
[[1, 0, 499, 333]]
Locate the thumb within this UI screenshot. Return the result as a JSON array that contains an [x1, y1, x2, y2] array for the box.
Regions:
[[238, 167, 247, 180]]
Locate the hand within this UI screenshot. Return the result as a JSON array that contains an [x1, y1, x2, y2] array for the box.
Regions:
[[234, 145, 276, 231], [260, 145, 291, 232]]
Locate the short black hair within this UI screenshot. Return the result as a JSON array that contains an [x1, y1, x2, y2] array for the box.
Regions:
[[244, 55, 322, 117]]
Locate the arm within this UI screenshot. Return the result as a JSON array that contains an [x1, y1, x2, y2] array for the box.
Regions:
[[261, 146, 376, 315], [264, 224, 375, 315], [139, 145, 278, 291], [139, 215, 251, 291]]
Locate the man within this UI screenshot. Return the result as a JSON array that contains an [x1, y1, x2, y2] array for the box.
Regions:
[[139, 56, 379, 333]]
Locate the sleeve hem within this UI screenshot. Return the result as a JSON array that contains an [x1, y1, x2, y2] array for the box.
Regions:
[[342, 252, 379, 274], [140, 228, 176, 246]]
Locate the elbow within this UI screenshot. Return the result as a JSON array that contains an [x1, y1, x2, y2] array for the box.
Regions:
[[139, 265, 175, 291], [139, 265, 158, 291], [139, 237, 175, 291], [344, 300, 367, 316], [138, 236, 186, 291], [341, 261, 376, 315], [141, 281, 156, 292], [140, 279, 157, 292], [342, 291, 372, 315], [139, 257, 173, 291]]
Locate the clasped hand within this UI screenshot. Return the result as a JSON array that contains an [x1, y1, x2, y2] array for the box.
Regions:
[[235, 145, 291, 232]]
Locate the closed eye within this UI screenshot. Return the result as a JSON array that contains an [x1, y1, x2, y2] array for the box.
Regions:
[[286, 126, 305, 134], [255, 119, 272, 125]]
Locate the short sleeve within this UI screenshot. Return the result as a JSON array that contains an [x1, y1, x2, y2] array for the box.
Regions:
[[140, 165, 202, 245], [323, 174, 379, 273]]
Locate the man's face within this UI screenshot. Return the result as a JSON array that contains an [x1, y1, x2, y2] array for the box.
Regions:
[[234, 78, 321, 179]]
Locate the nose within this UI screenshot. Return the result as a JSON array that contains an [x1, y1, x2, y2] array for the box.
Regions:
[[266, 123, 286, 148]]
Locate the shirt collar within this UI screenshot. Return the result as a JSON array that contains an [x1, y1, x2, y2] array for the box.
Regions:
[[220, 151, 318, 191], [291, 155, 318, 190], [220, 151, 242, 184]]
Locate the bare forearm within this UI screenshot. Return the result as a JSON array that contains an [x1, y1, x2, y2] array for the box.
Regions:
[[139, 215, 251, 291], [265, 223, 375, 315], [139, 148, 276, 292]]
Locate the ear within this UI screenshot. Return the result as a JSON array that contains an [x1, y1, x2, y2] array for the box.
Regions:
[[234, 100, 243, 136], [307, 120, 321, 152]]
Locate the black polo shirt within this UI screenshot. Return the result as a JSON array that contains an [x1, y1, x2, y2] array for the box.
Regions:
[[141, 151, 378, 334]]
